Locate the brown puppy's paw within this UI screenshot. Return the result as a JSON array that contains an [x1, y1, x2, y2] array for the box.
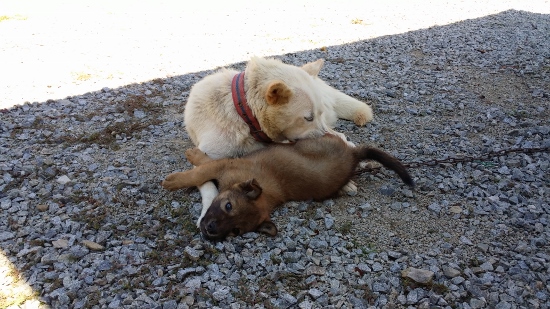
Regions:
[[353, 105, 373, 126], [161, 173, 183, 191], [185, 148, 208, 166]]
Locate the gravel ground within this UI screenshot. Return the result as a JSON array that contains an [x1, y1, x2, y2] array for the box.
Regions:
[[1, 3, 550, 309]]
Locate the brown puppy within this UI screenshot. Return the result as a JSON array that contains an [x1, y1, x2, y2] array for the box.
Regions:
[[162, 134, 413, 240]]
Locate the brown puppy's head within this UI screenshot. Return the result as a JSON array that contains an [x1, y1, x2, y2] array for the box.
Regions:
[[199, 179, 277, 241]]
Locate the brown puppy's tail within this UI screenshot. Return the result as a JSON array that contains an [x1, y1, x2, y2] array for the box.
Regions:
[[357, 146, 414, 187]]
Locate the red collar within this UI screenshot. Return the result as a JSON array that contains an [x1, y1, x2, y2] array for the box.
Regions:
[[231, 72, 273, 143]]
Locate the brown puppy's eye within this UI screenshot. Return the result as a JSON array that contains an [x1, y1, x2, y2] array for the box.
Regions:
[[232, 228, 240, 235], [225, 203, 232, 212], [304, 115, 314, 122]]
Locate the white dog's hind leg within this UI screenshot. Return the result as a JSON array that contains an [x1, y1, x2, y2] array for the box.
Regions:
[[330, 91, 373, 126], [340, 180, 358, 196], [196, 181, 218, 227]]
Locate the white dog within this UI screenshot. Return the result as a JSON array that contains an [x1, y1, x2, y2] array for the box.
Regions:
[[183, 57, 373, 225]]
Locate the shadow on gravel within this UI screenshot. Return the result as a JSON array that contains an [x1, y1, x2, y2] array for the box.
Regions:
[[1, 9, 549, 308]]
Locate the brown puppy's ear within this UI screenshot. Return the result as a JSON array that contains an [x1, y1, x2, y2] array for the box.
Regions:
[[265, 81, 292, 105], [257, 220, 277, 236], [239, 179, 262, 200], [301, 59, 324, 76]]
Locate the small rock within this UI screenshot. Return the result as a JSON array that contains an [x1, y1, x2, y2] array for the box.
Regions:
[[134, 110, 146, 119], [470, 298, 487, 309], [390, 202, 402, 210], [305, 265, 326, 276], [495, 301, 512, 309], [477, 243, 489, 252], [401, 267, 434, 284], [379, 185, 395, 196], [40, 253, 58, 264], [36, 204, 49, 212], [324, 215, 334, 229], [427, 203, 441, 214], [372, 262, 383, 272], [460, 236, 473, 245], [449, 206, 462, 214], [480, 262, 494, 271], [372, 281, 390, 293], [308, 288, 323, 300], [212, 286, 230, 301], [56, 175, 71, 184], [406, 288, 419, 304], [162, 300, 178, 309], [0, 231, 15, 241], [184, 246, 203, 261], [184, 277, 201, 291], [82, 240, 105, 251], [451, 276, 465, 285], [52, 239, 69, 249], [442, 266, 461, 278], [98, 260, 112, 271]]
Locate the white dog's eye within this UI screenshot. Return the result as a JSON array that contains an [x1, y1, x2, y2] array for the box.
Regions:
[[304, 115, 314, 122]]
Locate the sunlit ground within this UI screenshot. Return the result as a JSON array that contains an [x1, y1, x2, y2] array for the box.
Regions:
[[0, 0, 549, 308], [1, 0, 548, 109]]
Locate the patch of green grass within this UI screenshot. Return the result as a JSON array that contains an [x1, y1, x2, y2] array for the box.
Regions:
[[353, 283, 376, 305], [469, 257, 481, 267], [72, 206, 108, 231], [270, 253, 282, 265], [234, 277, 258, 305], [86, 290, 101, 307], [508, 109, 529, 119], [49, 94, 163, 149], [360, 243, 378, 255], [338, 220, 353, 235], [402, 277, 448, 294]]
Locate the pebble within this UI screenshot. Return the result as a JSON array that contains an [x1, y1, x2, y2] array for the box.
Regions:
[[402, 267, 435, 284], [82, 240, 105, 251], [442, 266, 461, 278], [52, 239, 69, 249], [56, 175, 72, 184], [36, 204, 49, 212]]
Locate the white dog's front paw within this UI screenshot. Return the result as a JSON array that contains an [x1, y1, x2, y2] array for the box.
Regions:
[[340, 180, 357, 196], [196, 215, 203, 228]]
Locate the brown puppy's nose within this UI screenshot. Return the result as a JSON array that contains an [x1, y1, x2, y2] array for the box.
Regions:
[[206, 220, 217, 234]]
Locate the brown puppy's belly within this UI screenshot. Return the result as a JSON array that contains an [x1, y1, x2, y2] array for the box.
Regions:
[[237, 136, 357, 203]]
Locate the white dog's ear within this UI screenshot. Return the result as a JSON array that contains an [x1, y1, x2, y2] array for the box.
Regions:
[[265, 81, 293, 105], [301, 59, 324, 76]]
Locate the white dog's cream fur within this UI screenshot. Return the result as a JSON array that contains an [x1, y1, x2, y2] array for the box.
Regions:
[[183, 57, 373, 225]]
